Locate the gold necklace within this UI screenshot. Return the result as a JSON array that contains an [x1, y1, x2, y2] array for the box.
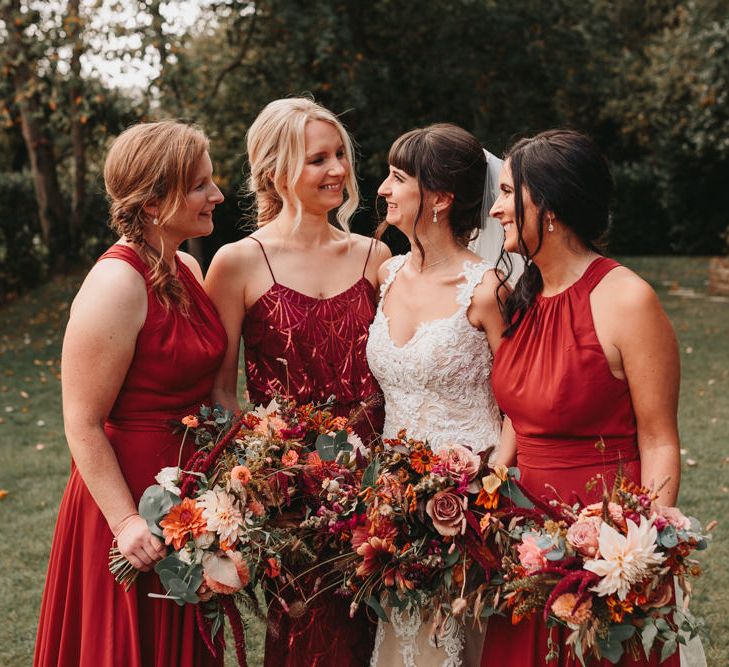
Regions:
[[416, 251, 460, 272]]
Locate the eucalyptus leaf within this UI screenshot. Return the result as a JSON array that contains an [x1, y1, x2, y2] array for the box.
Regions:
[[660, 639, 677, 663], [139, 485, 180, 537], [507, 466, 521, 480], [655, 618, 670, 632], [444, 548, 461, 567], [545, 547, 565, 560], [315, 433, 338, 461], [366, 595, 389, 622], [641, 622, 659, 659], [362, 459, 380, 488], [596, 635, 625, 664], [500, 479, 534, 509], [658, 525, 678, 548]]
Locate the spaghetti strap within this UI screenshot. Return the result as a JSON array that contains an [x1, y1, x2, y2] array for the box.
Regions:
[[362, 238, 375, 277], [249, 236, 276, 283]]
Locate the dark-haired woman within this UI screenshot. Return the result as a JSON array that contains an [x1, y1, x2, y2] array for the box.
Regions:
[[366, 123, 508, 667], [480, 129, 681, 667], [34, 121, 226, 666]]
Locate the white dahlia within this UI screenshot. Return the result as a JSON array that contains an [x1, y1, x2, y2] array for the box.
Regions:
[[584, 515, 665, 600], [197, 489, 244, 545]]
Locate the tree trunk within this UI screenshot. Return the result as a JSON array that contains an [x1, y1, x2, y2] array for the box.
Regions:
[[68, 0, 86, 256], [2, 0, 67, 269]]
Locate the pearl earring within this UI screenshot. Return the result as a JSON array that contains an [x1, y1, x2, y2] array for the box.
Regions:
[[547, 217, 554, 233], [152, 217, 159, 226], [432, 208, 438, 224]]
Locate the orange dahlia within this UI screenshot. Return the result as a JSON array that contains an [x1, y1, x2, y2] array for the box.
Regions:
[[410, 446, 440, 474], [160, 497, 207, 550]]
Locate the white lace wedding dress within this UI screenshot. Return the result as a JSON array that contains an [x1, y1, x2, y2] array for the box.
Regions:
[[365, 254, 502, 667]]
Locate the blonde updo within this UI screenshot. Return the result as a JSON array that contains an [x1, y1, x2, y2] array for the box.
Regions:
[[104, 120, 209, 311], [245, 97, 359, 230]]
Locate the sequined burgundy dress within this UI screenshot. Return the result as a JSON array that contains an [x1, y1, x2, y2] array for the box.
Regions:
[[242, 237, 384, 667]]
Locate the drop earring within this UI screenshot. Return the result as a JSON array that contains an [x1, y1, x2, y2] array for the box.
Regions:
[[547, 216, 554, 233], [432, 207, 438, 224], [152, 217, 159, 226]]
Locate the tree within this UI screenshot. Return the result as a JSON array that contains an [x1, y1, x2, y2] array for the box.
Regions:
[[1, 0, 68, 266]]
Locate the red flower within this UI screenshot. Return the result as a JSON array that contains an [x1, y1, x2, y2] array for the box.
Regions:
[[265, 557, 281, 579], [356, 537, 396, 578]]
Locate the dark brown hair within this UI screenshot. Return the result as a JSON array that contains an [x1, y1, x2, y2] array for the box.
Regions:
[[383, 123, 486, 264], [500, 129, 613, 336]]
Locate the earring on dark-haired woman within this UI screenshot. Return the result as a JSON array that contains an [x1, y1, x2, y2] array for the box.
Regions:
[[547, 215, 554, 232], [432, 207, 438, 224]]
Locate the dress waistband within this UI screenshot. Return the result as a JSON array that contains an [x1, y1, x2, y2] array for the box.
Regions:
[[105, 405, 200, 433], [516, 434, 639, 471]]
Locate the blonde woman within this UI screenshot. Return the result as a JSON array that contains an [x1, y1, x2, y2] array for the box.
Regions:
[[34, 121, 226, 666], [205, 98, 390, 666]]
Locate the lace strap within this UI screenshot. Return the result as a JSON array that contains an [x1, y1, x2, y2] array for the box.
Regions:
[[456, 260, 494, 309], [379, 254, 408, 300]]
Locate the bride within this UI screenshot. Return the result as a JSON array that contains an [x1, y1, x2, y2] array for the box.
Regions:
[[366, 123, 509, 667]]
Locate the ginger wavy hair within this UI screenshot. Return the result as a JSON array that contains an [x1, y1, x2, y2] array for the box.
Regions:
[[104, 120, 209, 312], [245, 97, 359, 230]]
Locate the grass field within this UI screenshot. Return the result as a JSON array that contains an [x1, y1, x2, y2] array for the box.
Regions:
[[0, 256, 726, 666]]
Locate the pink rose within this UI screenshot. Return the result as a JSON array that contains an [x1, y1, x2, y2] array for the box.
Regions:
[[426, 489, 467, 537], [441, 444, 481, 481], [517, 533, 549, 573], [653, 505, 691, 531], [566, 516, 602, 558]]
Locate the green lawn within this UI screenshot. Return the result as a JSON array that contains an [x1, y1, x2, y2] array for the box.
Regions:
[[0, 257, 726, 666]]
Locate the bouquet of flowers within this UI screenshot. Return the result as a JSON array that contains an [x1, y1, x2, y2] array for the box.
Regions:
[[109, 396, 372, 667], [332, 430, 527, 634], [487, 468, 713, 665]]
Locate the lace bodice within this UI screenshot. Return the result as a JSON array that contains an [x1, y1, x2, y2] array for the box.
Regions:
[[366, 254, 501, 455]]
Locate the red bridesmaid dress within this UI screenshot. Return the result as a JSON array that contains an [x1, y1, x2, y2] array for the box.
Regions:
[[243, 237, 384, 667], [481, 257, 679, 667], [34, 245, 227, 667]]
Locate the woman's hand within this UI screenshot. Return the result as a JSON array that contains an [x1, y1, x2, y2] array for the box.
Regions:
[[114, 514, 167, 572]]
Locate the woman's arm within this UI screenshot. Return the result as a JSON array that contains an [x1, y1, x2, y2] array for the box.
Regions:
[[594, 271, 681, 506], [468, 268, 509, 354], [62, 259, 166, 570], [205, 242, 249, 411], [495, 416, 517, 467]]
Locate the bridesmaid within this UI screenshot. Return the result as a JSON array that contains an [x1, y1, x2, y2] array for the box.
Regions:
[[481, 129, 681, 667], [34, 121, 226, 666], [205, 98, 390, 666]]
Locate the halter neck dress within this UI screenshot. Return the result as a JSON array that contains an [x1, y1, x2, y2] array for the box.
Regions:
[[34, 245, 227, 667], [481, 257, 679, 667]]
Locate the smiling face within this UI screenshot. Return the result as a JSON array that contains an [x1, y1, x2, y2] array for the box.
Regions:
[[377, 165, 427, 236], [293, 119, 349, 216], [165, 151, 224, 241], [490, 159, 542, 255]]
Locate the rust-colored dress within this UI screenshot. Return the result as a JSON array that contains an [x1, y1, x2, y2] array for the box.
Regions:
[[481, 257, 679, 667], [243, 237, 383, 666], [34, 245, 227, 667]]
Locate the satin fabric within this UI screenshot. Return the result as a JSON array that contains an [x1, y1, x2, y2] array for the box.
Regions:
[[482, 257, 679, 667], [34, 245, 227, 667]]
